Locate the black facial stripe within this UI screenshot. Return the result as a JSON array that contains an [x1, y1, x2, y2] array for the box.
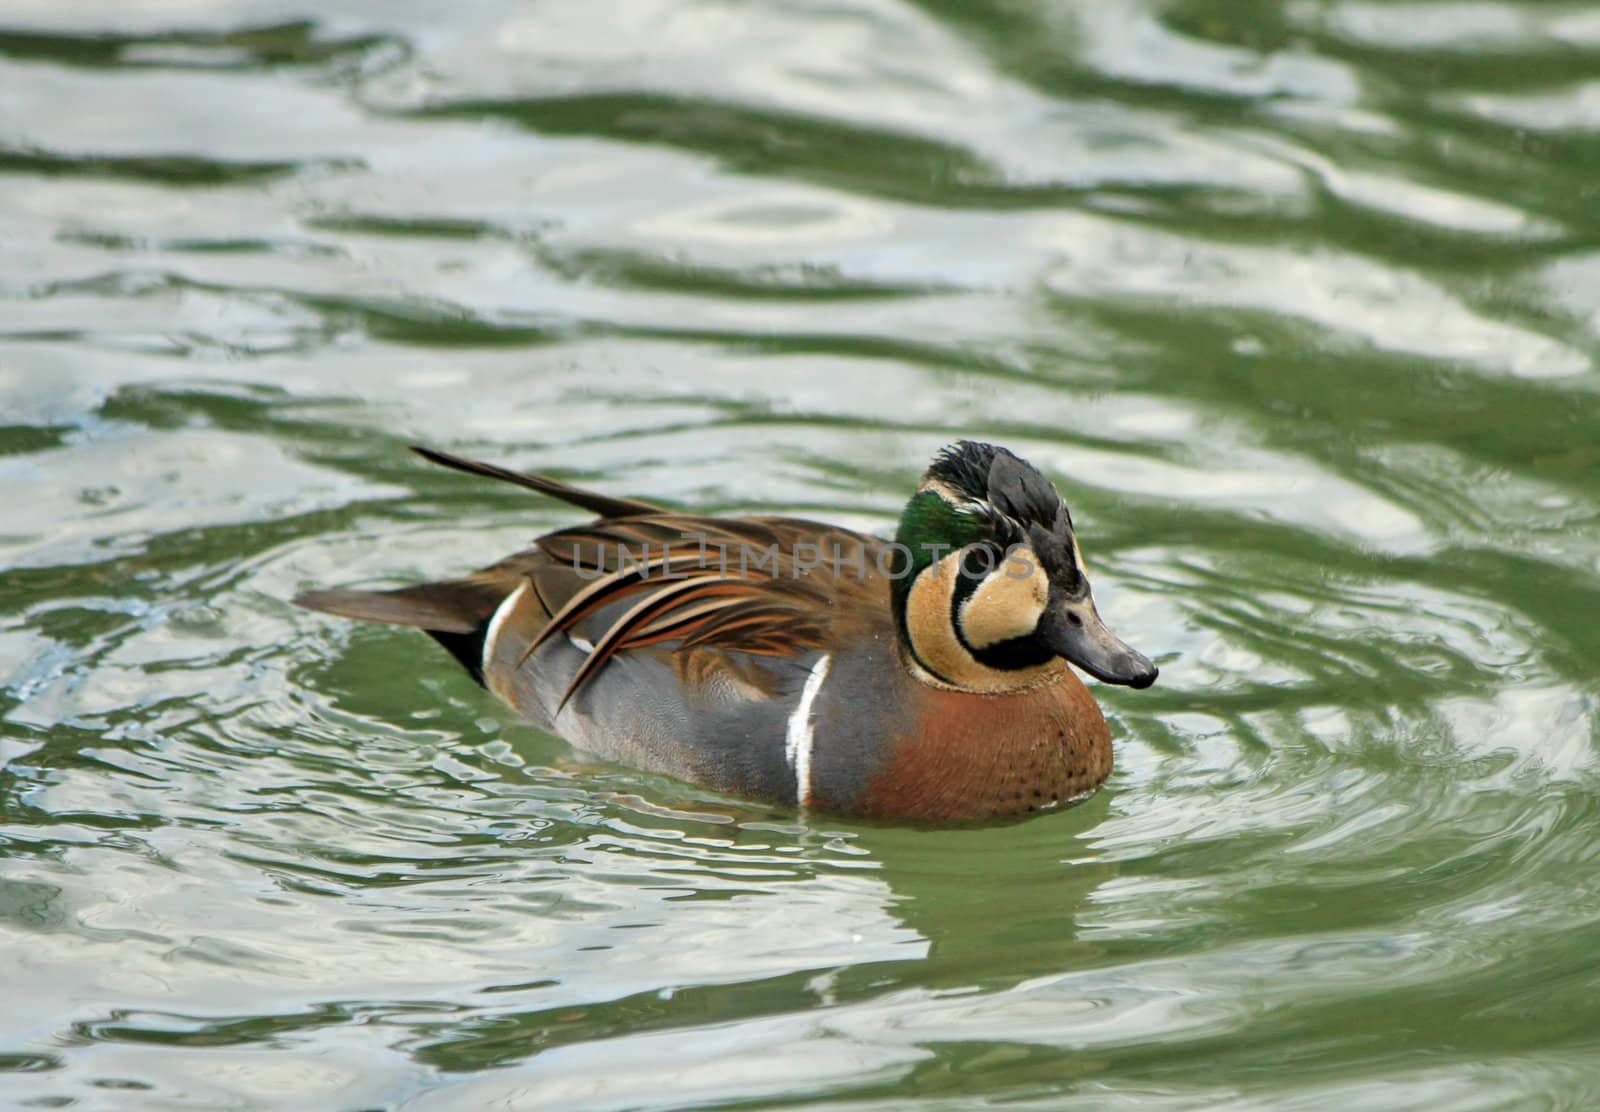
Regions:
[[972, 632, 1056, 672], [959, 543, 1005, 587], [949, 542, 1055, 672], [949, 542, 1004, 636], [1028, 522, 1085, 597]]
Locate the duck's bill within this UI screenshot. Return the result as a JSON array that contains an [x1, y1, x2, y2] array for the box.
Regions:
[[1037, 601, 1158, 689]]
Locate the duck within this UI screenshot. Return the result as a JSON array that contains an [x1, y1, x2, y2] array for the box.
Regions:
[[294, 441, 1158, 821]]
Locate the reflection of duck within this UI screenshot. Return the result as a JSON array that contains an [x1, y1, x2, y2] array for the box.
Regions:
[[845, 800, 1119, 988], [295, 441, 1157, 821], [402, 806, 1120, 1077]]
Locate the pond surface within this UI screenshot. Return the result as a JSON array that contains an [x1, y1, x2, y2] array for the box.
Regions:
[[4, 0, 1600, 1107]]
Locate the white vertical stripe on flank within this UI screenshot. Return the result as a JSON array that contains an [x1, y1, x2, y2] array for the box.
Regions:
[[481, 581, 532, 676], [785, 653, 833, 807]]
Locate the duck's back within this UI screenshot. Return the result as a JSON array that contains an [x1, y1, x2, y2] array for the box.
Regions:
[[301, 510, 894, 804]]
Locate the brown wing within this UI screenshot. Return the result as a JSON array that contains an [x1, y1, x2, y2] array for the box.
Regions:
[[295, 446, 889, 703], [525, 515, 886, 710]]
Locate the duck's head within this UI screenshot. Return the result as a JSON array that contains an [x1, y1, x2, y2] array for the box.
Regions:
[[891, 441, 1158, 693]]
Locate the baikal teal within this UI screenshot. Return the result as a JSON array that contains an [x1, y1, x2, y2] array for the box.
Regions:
[[6, 0, 1600, 1106], [296, 441, 1158, 821]]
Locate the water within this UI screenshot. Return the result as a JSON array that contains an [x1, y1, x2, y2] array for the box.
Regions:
[[3, 0, 1600, 1107]]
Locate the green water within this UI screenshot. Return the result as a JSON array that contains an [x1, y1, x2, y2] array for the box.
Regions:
[[4, 0, 1600, 1107]]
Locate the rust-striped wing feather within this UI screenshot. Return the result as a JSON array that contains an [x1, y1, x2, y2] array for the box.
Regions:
[[294, 448, 888, 705]]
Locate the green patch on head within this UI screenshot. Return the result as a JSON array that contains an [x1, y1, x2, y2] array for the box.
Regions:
[[891, 490, 991, 617]]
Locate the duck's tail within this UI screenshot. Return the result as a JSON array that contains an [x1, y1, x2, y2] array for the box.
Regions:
[[293, 577, 514, 685], [293, 445, 654, 683], [407, 445, 662, 518]]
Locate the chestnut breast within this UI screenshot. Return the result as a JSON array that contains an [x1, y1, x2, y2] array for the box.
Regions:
[[813, 651, 1113, 821]]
